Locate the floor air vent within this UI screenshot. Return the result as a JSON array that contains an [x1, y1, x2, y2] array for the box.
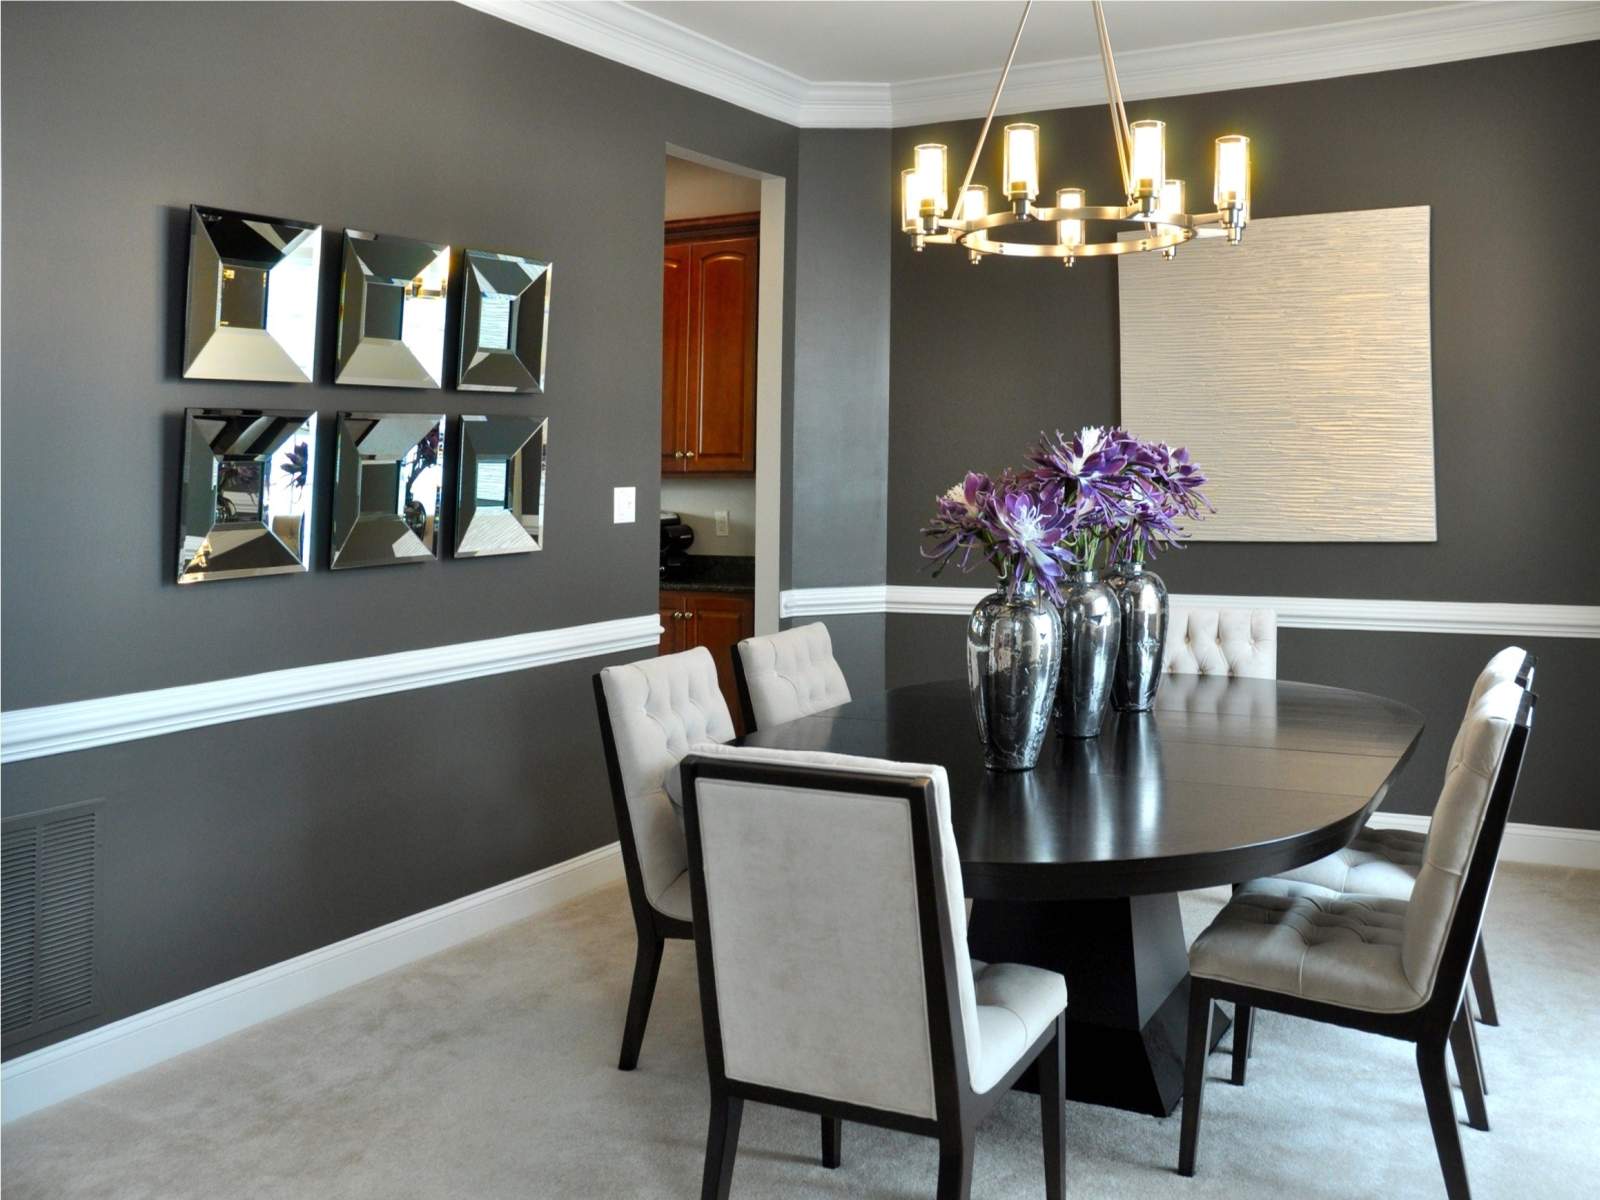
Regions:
[[3, 805, 100, 1049]]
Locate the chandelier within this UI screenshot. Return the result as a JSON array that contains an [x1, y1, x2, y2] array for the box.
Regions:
[[901, 0, 1251, 265]]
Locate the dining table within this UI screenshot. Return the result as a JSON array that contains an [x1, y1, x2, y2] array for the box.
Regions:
[[738, 673, 1425, 1118]]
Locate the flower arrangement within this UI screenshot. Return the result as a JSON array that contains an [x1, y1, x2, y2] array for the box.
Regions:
[[922, 427, 1210, 596]]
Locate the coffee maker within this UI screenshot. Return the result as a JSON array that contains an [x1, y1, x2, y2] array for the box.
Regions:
[[659, 511, 694, 578]]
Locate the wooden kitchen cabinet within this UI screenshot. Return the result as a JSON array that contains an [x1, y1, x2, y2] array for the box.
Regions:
[[659, 588, 756, 734], [662, 215, 758, 476]]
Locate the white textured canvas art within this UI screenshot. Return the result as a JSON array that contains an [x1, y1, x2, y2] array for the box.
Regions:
[[1119, 206, 1436, 541]]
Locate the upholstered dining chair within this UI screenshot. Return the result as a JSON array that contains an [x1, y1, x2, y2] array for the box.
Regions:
[[1163, 607, 1277, 679], [678, 741, 1068, 1200], [1271, 646, 1534, 1032], [731, 621, 852, 731], [593, 647, 735, 1070], [1178, 682, 1536, 1200]]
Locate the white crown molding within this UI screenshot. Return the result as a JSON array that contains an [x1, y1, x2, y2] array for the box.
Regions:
[[890, 2, 1600, 126], [0, 841, 624, 1123], [461, 2, 1600, 129], [782, 586, 1600, 639], [0, 614, 662, 764]]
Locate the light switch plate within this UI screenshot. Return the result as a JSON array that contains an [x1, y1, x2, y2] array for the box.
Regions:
[[613, 486, 636, 524], [715, 509, 729, 536]]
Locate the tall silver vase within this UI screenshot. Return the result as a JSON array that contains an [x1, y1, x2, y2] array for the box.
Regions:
[[1107, 561, 1169, 712], [1056, 569, 1121, 738], [965, 580, 1062, 771]]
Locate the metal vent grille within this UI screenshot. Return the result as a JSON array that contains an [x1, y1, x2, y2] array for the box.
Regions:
[[3, 808, 100, 1047]]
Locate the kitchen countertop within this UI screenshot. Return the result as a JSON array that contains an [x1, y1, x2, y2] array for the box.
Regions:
[[660, 555, 754, 594]]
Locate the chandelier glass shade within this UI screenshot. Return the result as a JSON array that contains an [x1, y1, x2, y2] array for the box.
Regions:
[[901, 1, 1252, 265]]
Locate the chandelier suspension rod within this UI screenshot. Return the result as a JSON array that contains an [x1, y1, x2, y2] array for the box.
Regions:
[[1091, 0, 1132, 197], [953, 0, 1033, 208]]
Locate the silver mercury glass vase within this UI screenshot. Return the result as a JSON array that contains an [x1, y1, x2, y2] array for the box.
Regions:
[[1056, 568, 1121, 738], [965, 578, 1063, 771], [1106, 560, 1169, 712]]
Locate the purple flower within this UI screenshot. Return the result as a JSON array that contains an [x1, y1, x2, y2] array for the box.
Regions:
[[921, 471, 1077, 604]]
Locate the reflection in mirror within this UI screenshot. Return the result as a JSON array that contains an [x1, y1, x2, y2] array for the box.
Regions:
[[453, 416, 547, 557], [330, 413, 447, 570], [335, 230, 450, 388], [178, 409, 317, 583], [458, 249, 552, 392], [183, 206, 322, 382]]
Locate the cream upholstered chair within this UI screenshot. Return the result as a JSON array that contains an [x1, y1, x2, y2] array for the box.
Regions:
[[1178, 682, 1537, 1200], [1163, 607, 1277, 679], [679, 741, 1067, 1200], [1272, 646, 1534, 1029], [593, 647, 735, 1070], [732, 622, 852, 731]]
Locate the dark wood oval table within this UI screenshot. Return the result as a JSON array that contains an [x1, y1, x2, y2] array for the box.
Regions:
[[739, 674, 1424, 1117]]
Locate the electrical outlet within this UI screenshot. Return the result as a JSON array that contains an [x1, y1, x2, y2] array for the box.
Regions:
[[715, 510, 730, 536], [613, 486, 636, 524]]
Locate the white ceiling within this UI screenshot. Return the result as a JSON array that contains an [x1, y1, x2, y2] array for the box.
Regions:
[[634, 2, 1442, 84], [466, 1, 1600, 126]]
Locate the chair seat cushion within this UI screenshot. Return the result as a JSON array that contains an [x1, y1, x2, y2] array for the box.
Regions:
[[1273, 825, 1426, 899], [1189, 878, 1425, 1014], [967, 959, 1067, 1094], [651, 870, 693, 922]]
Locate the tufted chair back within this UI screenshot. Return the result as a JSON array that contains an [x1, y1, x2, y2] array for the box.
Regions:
[[679, 742, 980, 1117], [1400, 681, 1527, 1004], [597, 647, 736, 915], [1163, 607, 1277, 679], [735, 622, 852, 730]]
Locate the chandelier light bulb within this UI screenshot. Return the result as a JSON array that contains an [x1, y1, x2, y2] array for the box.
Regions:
[[1129, 120, 1165, 202], [901, 168, 924, 232], [1214, 135, 1251, 212], [1055, 188, 1085, 248], [914, 143, 949, 216], [1002, 123, 1040, 201], [961, 184, 989, 222], [1160, 179, 1184, 215]]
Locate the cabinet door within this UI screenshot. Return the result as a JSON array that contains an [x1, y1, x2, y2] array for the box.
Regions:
[[682, 591, 756, 735], [661, 244, 692, 473], [658, 592, 683, 656], [686, 236, 757, 474]]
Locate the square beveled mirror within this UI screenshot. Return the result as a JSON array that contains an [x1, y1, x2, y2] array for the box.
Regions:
[[335, 230, 451, 388], [458, 250, 552, 392], [183, 205, 322, 382], [453, 416, 547, 558], [178, 409, 317, 584], [330, 413, 447, 569]]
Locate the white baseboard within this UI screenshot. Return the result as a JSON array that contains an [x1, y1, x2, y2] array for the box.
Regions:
[[0, 842, 624, 1124], [1366, 814, 1600, 871]]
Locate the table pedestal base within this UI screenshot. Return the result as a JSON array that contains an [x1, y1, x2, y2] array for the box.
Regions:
[[968, 892, 1228, 1117]]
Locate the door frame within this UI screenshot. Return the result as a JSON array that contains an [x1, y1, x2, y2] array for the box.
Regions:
[[665, 144, 785, 637]]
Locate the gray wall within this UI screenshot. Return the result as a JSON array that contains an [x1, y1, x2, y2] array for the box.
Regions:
[[0, 1, 805, 1056], [885, 43, 1600, 830], [785, 127, 893, 688]]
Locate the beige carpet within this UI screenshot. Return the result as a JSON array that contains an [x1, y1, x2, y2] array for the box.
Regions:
[[5, 864, 1598, 1199]]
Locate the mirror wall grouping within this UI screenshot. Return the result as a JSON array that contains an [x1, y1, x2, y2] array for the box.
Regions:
[[182, 204, 553, 392], [330, 414, 447, 570], [454, 416, 548, 558], [178, 409, 318, 584], [177, 409, 548, 583]]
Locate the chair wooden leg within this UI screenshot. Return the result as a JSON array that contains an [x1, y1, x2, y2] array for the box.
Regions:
[[618, 931, 665, 1071], [821, 1116, 842, 1169], [1039, 1016, 1067, 1200], [1470, 936, 1499, 1027], [1418, 1039, 1473, 1200], [1178, 983, 1214, 1177], [1464, 998, 1488, 1095], [936, 1130, 975, 1200], [1231, 1004, 1253, 1086], [1449, 1007, 1490, 1132], [701, 1092, 744, 1200]]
